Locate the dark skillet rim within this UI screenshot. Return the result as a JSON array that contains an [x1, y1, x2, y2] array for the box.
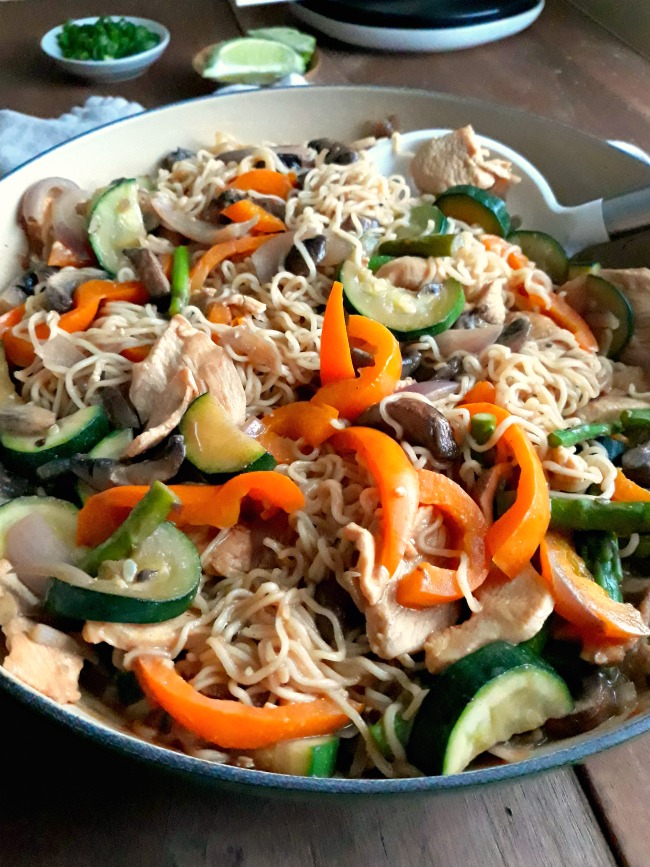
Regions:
[[1, 85, 649, 794]]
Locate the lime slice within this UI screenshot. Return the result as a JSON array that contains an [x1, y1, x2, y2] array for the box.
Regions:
[[201, 38, 305, 84], [247, 27, 316, 64]]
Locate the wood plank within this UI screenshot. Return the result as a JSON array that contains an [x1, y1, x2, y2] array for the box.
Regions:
[[581, 736, 650, 867], [232, 0, 650, 151], [0, 691, 616, 867], [0, 0, 240, 117]]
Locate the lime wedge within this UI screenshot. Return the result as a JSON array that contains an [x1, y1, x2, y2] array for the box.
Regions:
[[247, 27, 316, 64], [201, 38, 305, 84]]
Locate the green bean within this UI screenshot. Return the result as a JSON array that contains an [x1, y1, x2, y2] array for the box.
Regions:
[[80, 481, 179, 576], [548, 423, 613, 449], [549, 496, 650, 535], [620, 409, 650, 433], [169, 246, 191, 317], [377, 233, 461, 258], [575, 531, 623, 602], [367, 255, 394, 274], [470, 413, 497, 446]]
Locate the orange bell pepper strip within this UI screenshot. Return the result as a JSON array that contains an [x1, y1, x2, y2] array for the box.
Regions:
[[120, 345, 151, 363], [515, 286, 598, 353], [320, 281, 355, 385], [76, 473, 305, 548], [330, 427, 419, 583], [3, 280, 148, 368], [612, 469, 650, 503], [220, 199, 286, 235], [462, 402, 550, 578], [261, 401, 339, 448], [312, 316, 402, 421], [397, 469, 490, 607], [481, 234, 530, 270], [228, 169, 294, 200], [47, 240, 92, 269], [462, 380, 496, 405], [134, 656, 349, 749], [189, 235, 274, 293], [540, 531, 649, 640], [0, 305, 25, 338]]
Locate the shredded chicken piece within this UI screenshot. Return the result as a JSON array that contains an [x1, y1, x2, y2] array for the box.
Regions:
[[204, 525, 255, 578], [581, 392, 650, 424], [409, 126, 518, 196], [82, 611, 196, 653], [126, 315, 245, 456], [375, 256, 429, 291], [475, 280, 507, 325], [3, 618, 84, 704], [526, 312, 575, 345], [425, 565, 554, 673], [216, 324, 283, 375], [341, 523, 384, 606]]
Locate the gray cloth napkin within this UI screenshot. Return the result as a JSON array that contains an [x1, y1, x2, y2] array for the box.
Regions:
[[0, 96, 143, 176]]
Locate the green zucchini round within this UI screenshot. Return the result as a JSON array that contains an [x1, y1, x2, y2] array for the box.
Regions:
[[435, 185, 511, 237]]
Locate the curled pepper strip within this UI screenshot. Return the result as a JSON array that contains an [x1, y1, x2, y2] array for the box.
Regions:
[[312, 315, 402, 421], [612, 468, 650, 503], [76, 473, 305, 548], [261, 401, 339, 448], [3, 280, 148, 368], [462, 402, 550, 578], [540, 532, 649, 640], [189, 235, 274, 293], [330, 427, 419, 589], [134, 656, 349, 749], [220, 199, 286, 235], [397, 469, 490, 608], [228, 169, 295, 200], [320, 281, 355, 385]]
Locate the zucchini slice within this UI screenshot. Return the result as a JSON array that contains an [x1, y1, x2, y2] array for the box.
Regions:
[[253, 735, 339, 777], [507, 230, 569, 285], [45, 522, 200, 623], [341, 258, 465, 341], [0, 496, 78, 558], [77, 428, 134, 504], [180, 393, 274, 476], [395, 203, 449, 240], [377, 233, 463, 259], [567, 261, 600, 280], [0, 405, 110, 474], [369, 710, 412, 760], [88, 179, 146, 276], [407, 641, 573, 775], [435, 185, 511, 237], [563, 274, 635, 359]]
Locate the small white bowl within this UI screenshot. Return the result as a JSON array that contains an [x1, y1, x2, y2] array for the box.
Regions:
[[41, 16, 170, 83]]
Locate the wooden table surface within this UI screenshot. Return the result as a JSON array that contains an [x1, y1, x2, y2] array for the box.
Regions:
[[1, 2, 650, 865]]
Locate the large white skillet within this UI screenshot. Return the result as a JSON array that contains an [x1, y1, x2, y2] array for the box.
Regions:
[[370, 129, 650, 257]]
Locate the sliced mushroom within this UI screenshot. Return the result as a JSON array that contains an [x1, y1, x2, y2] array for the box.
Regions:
[[496, 316, 532, 352], [373, 115, 401, 139], [123, 249, 170, 299], [307, 138, 358, 166], [351, 347, 374, 372], [285, 235, 327, 277], [413, 354, 464, 383], [44, 268, 108, 314], [313, 575, 364, 643], [622, 441, 650, 489], [544, 670, 626, 739], [0, 404, 56, 436], [0, 268, 51, 314], [71, 434, 186, 491], [100, 386, 141, 430], [249, 192, 286, 221], [214, 189, 247, 211], [356, 397, 460, 461], [160, 148, 196, 171], [400, 350, 422, 379], [0, 462, 33, 501], [340, 215, 381, 234]]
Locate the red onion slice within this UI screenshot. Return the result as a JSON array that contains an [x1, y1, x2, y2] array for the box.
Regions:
[[396, 380, 458, 400], [20, 177, 79, 250], [151, 194, 258, 245], [435, 324, 502, 357], [6, 514, 77, 597], [38, 335, 86, 371], [251, 231, 296, 284], [52, 187, 92, 259]]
